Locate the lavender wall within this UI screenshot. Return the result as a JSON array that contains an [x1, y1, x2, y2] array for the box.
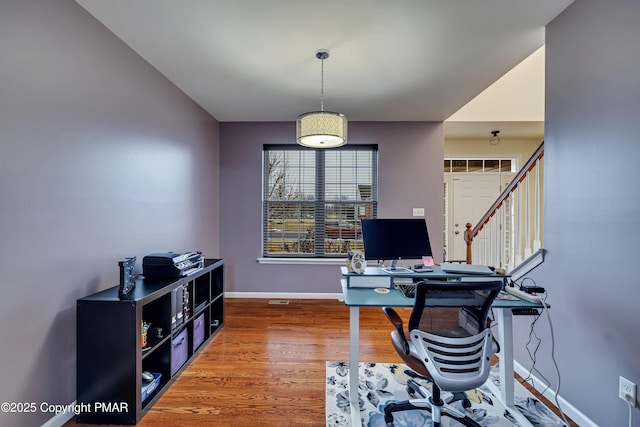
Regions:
[[0, 1, 220, 426], [515, 1, 640, 425], [219, 122, 443, 294]]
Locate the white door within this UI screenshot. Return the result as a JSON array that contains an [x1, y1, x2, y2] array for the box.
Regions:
[[450, 174, 501, 261]]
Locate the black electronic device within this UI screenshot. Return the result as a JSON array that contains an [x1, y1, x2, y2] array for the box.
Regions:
[[118, 257, 137, 298], [142, 252, 203, 279], [511, 308, 541, 316], [521, 285, 546, 294], [171, 284, 190, 330], [361, 219, 433, 271]]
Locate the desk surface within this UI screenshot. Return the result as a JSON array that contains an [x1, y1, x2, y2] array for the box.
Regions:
[[341, 265, 493, 279], [340, 265, 544, 309]]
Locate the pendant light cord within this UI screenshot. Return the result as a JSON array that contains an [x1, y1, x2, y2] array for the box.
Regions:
[[320, 56, 325, 112]]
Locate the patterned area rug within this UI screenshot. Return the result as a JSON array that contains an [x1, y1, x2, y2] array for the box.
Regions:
[[326, 362, 566, 427]]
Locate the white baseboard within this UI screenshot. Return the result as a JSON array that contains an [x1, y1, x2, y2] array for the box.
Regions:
[[514, 360, 597, 427], [40, 402, 75, 427], [224, 292, 343, 300]]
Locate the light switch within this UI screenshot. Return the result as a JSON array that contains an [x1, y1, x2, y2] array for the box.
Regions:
[[412, 208, 425, 217]]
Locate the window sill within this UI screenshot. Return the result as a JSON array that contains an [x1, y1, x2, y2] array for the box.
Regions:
[[257, 257, 346, 265]]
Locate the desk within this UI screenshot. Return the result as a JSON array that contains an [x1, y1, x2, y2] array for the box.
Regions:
[[341, 266, 545, 427]]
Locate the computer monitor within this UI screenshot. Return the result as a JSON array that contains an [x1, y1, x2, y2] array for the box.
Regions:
[[360, 218, 433, 273]]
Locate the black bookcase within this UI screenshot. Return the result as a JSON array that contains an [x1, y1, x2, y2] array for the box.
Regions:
[[76, 258, 224, 424]]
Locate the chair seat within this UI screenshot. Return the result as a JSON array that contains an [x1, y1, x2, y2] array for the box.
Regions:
[[390, 330, 431, 378]]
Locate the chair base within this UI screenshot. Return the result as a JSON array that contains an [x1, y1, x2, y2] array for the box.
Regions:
[[383, 378, 481, 427]]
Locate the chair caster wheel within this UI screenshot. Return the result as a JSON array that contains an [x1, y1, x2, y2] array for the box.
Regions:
[[462, 398, 472, 409], [384, 413, 395, 426]]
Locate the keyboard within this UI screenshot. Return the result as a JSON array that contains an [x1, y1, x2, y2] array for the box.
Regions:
[[395, 284, 478, 300], [395, 283, 416, 298]]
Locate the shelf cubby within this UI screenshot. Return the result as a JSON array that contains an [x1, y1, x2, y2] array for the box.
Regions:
[[211, 294, 224, 336], [193, 273, 210, 314]]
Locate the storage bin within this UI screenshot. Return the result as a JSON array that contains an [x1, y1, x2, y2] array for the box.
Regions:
[[171, 329, 188, 375], [193, 313, 205, 350]]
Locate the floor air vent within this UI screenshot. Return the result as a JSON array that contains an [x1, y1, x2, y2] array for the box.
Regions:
[[268, 300, 289, 305]]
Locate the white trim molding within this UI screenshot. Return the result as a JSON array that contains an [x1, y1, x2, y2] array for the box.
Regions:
[[514, 360, 597, 427], [40, 403, 75, 427]]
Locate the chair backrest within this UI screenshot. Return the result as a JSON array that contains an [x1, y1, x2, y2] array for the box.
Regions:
[[408, 279, 503, 392]]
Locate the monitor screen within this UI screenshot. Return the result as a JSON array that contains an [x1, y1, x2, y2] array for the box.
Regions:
[[360, 218, 433, 263]]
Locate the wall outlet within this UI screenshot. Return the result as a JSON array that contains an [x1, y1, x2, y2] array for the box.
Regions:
[[412, 207, 424, 217], [619, 376, 636, 405]]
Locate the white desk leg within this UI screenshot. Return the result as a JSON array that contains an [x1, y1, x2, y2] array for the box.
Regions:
[[349, 306, 361, 427], [492, 308, 534, 427], [497, 308, 514, 406]]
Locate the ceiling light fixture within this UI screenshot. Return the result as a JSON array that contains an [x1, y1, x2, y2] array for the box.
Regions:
[[489, 130, 500, 146], [296, 49, 347, 148]]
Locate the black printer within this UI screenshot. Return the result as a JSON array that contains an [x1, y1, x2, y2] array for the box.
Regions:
[[142, 252, 204, 279]]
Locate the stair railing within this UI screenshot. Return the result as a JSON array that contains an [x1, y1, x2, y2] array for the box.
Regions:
[[466, 142, 544, 273]]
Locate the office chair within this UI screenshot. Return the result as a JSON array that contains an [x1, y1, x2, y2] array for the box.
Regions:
[[382, 279, 503, 427]]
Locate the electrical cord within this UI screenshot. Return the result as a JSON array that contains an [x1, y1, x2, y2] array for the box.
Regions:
[[515, 279, 548, 387], [514, 277, 571, 426], [626, 393, 633, 427], [539, 295, 571, 427], [521, 309, 551, 392], [520, 300, 556, 397]]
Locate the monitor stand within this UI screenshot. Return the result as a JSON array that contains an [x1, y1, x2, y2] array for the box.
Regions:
[[380, 260, 412, 274]]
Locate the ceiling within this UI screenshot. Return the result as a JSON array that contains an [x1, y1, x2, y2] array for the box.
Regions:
[[75, 0, 572, 133]]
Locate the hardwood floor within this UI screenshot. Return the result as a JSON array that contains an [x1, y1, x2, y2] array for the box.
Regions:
[[66, 298, 576, 427]]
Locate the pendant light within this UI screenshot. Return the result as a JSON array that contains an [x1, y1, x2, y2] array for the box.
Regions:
[[296, 49, 347, 148]]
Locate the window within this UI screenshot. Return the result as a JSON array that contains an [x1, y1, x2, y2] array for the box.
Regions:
[[444, 158, 515, 173], [263, 145, 378, 257]]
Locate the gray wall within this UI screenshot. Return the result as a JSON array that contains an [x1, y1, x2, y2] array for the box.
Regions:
[[219, 122, 443, 294], [0, 1, 220, 426], [516, 0, 640, 425]]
